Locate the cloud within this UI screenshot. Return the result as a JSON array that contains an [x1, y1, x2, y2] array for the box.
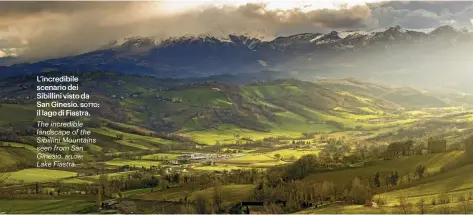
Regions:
[[0, 2, 374, 61], [369, 1, 473, 29], [0, 1, 472, 61]]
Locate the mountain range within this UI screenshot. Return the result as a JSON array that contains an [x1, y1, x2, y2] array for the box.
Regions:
[[1, 25, 472, 91]]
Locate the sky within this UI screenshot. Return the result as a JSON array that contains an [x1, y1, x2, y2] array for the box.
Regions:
[[0, 0, 472, 61]]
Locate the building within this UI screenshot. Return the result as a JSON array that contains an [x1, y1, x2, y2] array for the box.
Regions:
[[101, 200, 118, 210], [168, 160, 179, 165], [178, 153, 207, 161]]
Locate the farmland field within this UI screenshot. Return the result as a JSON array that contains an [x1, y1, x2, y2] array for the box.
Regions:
[[1, 71, 473, 214], [6, 169, 77, 184]]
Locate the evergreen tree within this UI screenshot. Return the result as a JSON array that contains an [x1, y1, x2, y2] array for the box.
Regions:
[[96, 186, 103, 210], [374, 171, 381, 187], [390, 171, 399, 185]]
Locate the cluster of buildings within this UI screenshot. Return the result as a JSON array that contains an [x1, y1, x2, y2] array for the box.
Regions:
[[163, 153, 239, 166]]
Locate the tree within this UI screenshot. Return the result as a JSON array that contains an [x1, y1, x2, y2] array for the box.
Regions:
[[390, 171, 399, 186], [287, 154, 318, 180], [99, 174, 110, 197], [117, 201, 137, 214], [96, 186, 103, 210], [416, 198, 426, 214], [321, 181, 335, 202], [464, 136, 473, 164], [461, 196, 471, 214], [194, 193, 210, 214], [416, 164, 426, 179], [374, 172, 381, 187], [0, 170, 9, 185], [215, 141, 222, 152], [349, 177, 372, 205], [274, 153, 281, 160], [213, 180, 224, 213], [265, 203, 283, 214], [399, 195, 413, 214], [35, 182, 39, 194]]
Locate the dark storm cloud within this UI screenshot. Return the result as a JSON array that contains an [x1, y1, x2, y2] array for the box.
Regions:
[[0, 1, 373, 60], [0, 1, 472, 61], [0, 1, 137, 16]]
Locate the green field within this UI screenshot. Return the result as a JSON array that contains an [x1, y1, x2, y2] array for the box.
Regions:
[[60, 178, 94, 184], [141, 153, 180, 160], [376, 164, 473, 206], [2, 73, 473, 214], [0, 200, 94, 214], [136, 184, 254, 204], [6, 169, 77, 184], [86, 171, 138, 180], [267, 149, 321, 160], [303, 151, 464, 185], [221, 154, 278, 164], [0, 104, 36, 129], [105, 159, 162, 168], [193, 165, 252, 171]]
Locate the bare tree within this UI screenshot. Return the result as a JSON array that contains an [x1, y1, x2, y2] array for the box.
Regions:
[[212, 180, 224, 213], [0, 169, 10, 187], [416, 198, 426, 214], [461, 196, 471, 214], [398, 195, 413, 214], [117, 201, 137, 214], [194, 193, 210, 214], [437, 205, 451, 214]]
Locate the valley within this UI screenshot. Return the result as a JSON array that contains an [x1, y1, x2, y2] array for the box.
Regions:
[[0, 71, 473, 213]]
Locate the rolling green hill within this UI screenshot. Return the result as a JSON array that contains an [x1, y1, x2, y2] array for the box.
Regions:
[[1, 72, 471, 147], [1, 71, 473, 214]]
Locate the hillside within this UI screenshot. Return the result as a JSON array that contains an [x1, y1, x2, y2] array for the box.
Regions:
[[1, 72, 469, 147], [0, 71, 473, 214]]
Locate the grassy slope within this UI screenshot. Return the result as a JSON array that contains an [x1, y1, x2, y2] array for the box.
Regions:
[[303, 151, 463, 185], [0, 74, 465, 147], [135, 184, 254, 204], [377, 163, 473, 205], [0, 200, 94, 214]]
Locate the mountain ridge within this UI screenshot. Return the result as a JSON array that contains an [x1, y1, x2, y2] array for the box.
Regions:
[[1, 25, 472, 92]]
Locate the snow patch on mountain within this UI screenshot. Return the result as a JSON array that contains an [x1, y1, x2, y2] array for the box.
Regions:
[[310, 35, 324, 42]]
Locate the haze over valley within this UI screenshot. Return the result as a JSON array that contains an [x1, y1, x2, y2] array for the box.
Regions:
[[1, 1, 473, 214]]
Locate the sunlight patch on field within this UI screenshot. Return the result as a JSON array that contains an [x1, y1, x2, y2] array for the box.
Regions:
[[6, 169, 77, 184], [193, 165, 252, 171], [221, 154, 277, 164], [304, 151, 462, 185], [0, 142, 36, 151], [105, 159, 162, 168], [377, 163, 473, 206], [141, 153, 180, 160], [267, 149, 320, 160], [61, 178, 94, 184]]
